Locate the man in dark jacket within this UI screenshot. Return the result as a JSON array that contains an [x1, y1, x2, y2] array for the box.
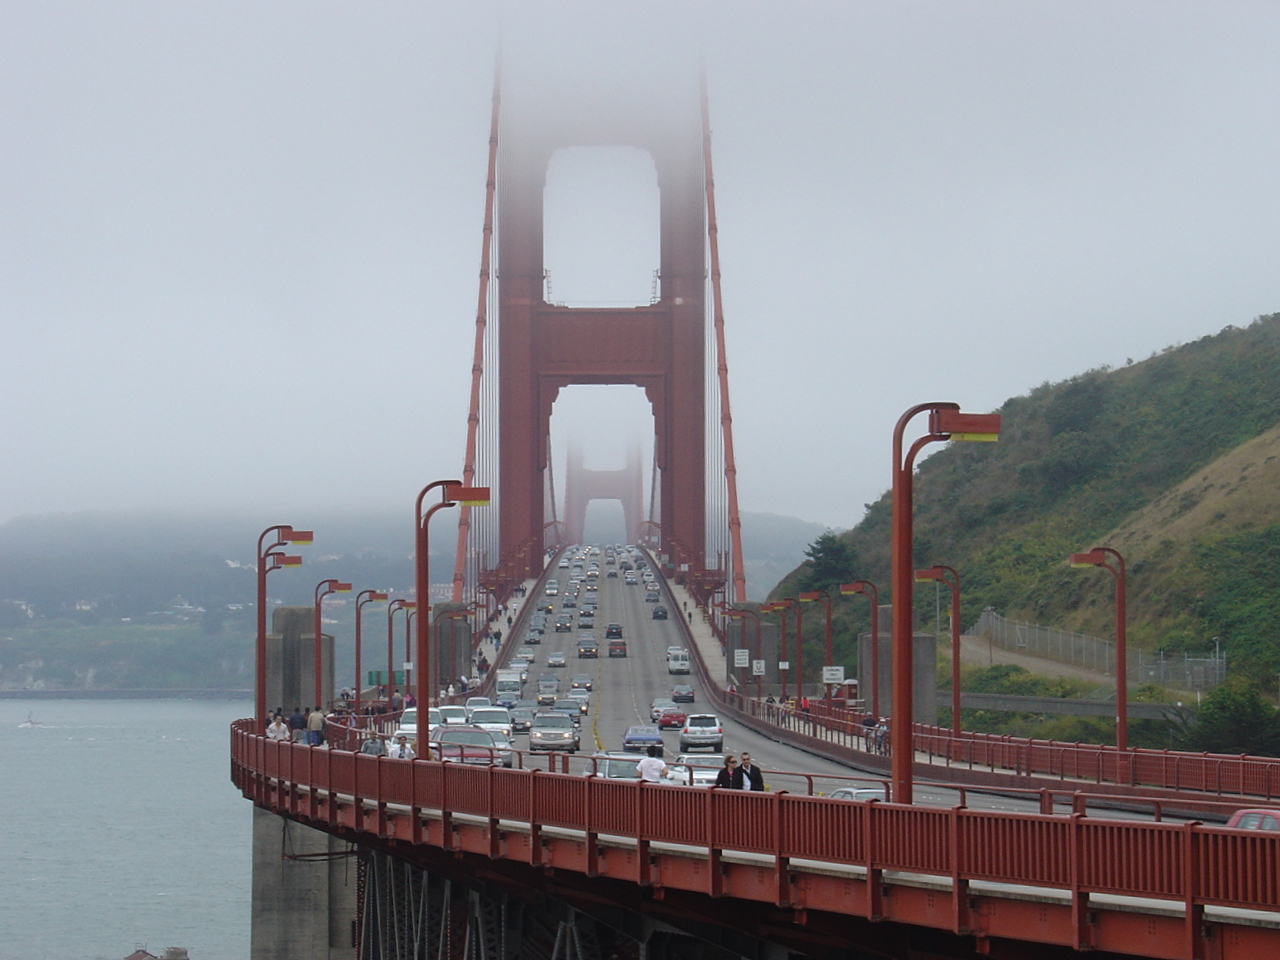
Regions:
[[733, 752, 765, 791]]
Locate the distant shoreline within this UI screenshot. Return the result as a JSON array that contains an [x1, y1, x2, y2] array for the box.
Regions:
[[0, 689, 252, 700]]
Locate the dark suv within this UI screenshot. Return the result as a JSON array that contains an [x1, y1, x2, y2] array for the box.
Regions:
[[605, 622, 623, 639]]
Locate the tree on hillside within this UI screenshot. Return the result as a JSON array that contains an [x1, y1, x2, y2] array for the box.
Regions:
[[799, 532, 856, 593], [1182, 680, 1280, 757]]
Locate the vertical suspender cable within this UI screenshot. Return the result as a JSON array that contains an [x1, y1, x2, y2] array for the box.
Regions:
[[700, 67, 748, 604], [453, 66, 502, 601]]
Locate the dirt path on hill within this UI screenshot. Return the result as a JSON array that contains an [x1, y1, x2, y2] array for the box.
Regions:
[[957, 634, 1114, 687]]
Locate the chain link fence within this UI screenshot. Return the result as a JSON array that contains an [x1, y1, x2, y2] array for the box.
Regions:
[[970, 609, 1226, 693]]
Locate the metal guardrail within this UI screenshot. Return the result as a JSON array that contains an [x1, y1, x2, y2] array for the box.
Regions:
[[231, 721, 1280, 959], [972, 609, 1227, 692]]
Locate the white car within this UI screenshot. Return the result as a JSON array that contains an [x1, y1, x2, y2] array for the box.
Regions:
[[587, 752, 681, 785], [673, 754, 728, 786], [392, 707, 442, 740], [828, 785, 888, 802], [468, 707, 513, 739], [464, 696, 492, 718], [438, 705, 469, 725]]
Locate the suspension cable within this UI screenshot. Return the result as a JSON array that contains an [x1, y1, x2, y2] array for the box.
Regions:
[[453, 65, 502, 601], [700, 66, 748, 603]]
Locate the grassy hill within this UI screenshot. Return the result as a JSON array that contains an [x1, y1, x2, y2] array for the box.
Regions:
[[774, 312, 1280, 691]]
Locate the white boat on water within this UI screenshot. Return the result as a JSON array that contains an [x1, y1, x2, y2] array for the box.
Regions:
[[18, 712, 41, 728]]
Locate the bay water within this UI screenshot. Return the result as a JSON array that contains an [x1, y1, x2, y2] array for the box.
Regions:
[[1, 699, 251, 960]]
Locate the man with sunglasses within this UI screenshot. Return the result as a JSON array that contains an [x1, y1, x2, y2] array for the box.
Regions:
[[733, 752, 765, 791]]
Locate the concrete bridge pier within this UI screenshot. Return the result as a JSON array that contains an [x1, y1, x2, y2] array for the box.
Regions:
[[252, 606, 356, 960]]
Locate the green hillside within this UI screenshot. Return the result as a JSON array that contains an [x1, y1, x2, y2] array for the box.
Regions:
[[774, 312, 1280, 692]]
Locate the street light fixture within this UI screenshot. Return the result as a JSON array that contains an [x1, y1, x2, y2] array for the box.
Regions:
[[353, 589, 388, 713], [255, 525, 313, 725], [762, 599, 802, 700], [1069, 546, 1129, 752], [313, 579, 352, 711], [719, 604, 763, 701], [415, 480, 489, 712], [799, 590, 834, 700], [914, 565, 962, 737], [891, 402, 1000, 804], [778, 597, 804, 699], [839, 580, 881, 718]]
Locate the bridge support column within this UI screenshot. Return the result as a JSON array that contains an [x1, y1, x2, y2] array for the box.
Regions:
[[252, 606, 354, 960], [860, 609, 937, 724], [251, 809, 357, 960]]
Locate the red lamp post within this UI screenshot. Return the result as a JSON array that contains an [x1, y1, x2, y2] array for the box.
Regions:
[[840, 580, 881, 718], [415, 481, 489, 712], [891, 403, 1000, 804], [915, 565, 962, 737], [719, 604, 762, 701], [1069, 546, 1129, 752], [353, 589, 387, 713], [777, 597, 804, 699], [799, 590, 834, 700], [312, 579, 352, 711], [761, 601, 796, 701], [405, 608, 418, 692], [255, 525, 312, 725], [387, 599, 414, 703]]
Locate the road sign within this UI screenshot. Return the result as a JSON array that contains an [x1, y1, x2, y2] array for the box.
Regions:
[[752, 660, 765, 676], [734, 649, 749, 668], [822, 666, 845, 684], [778, 661, 790, 670]]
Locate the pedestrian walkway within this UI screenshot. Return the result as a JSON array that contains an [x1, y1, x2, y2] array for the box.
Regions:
[[661, 577, 727, 683]]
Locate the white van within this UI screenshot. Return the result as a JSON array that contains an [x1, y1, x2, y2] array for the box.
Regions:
[[667, 650, 690, 675]]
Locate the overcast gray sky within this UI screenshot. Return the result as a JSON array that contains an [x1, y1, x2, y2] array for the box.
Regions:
[[3, 2, 1279, 536]]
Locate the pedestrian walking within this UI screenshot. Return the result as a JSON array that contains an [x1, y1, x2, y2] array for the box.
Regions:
[[734, 752, 765, 790], [713, 755, 737, 788], [306, 706, 325, 746], [636, 744, 668, 782], [388, 735, 416, 760]]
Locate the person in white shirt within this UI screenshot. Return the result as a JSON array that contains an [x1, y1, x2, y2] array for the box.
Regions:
[[635, 745, 667, 782], [266, 715, 290, 741], [388, 735, 416, 760]]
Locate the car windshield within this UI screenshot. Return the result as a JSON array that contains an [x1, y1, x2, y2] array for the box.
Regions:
[[437, 730, 497, 746], [400, 709, 417, 726], [470, 709, 508, 723], [440, 707, 467, 719], [688, 716, 717, 727], [534, 715, 573, 729], [597, 757, 642, 778]]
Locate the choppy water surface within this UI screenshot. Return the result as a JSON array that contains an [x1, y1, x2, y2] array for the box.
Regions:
[[0, 699, 251, 960]]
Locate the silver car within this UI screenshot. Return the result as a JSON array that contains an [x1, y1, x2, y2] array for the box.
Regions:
[[678, 714, 723, 752], [528, 712, 579, 753]]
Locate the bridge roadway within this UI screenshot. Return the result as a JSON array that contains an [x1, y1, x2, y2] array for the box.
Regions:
[[234, 546, 1280, 960]]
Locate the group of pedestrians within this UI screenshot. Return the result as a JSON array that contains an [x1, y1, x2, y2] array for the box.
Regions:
[[265, 706, 329, 745], [862, 714, 890, 755], [634, 746, 766, 791], [359, 733, 423, 759], [713, 752, 765, 790]]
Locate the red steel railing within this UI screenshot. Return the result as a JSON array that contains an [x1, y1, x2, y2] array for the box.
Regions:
[[231, 721, 1280, 917], [721, 696, 1280, 800]]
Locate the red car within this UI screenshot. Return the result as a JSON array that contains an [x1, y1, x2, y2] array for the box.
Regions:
[[656, 706, 687, 729]]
